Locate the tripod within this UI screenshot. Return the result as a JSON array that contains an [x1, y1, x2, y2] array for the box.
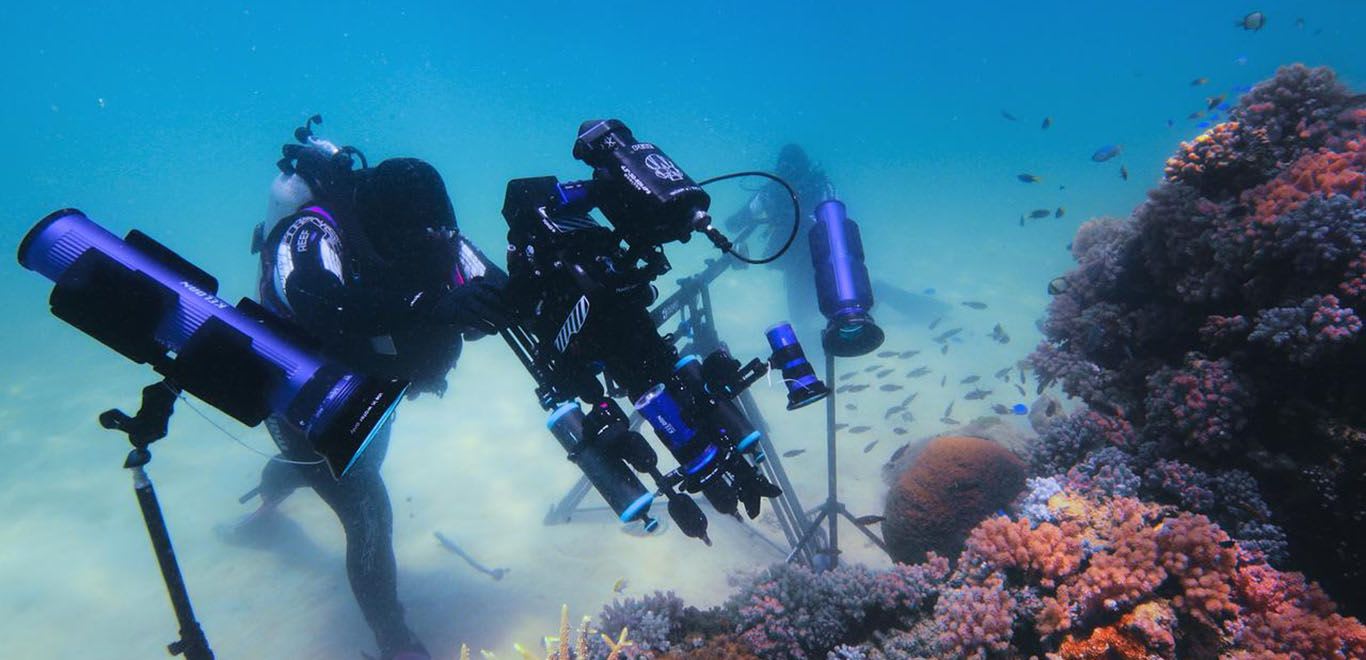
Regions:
[[100, 380, 214, 660], [787, 350, 888, 570], [542, 246, 828, 565]]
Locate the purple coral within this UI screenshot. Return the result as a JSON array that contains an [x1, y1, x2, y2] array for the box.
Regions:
[[1063, 447, 1140, 499], [1249, 294, 1362, 365], [1142, 355, 1251, 457], [933, 577, 1018, 657]]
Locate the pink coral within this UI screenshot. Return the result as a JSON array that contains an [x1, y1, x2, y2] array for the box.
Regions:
[[1155, 514, 1239, 627], [934, 576, 1017, 657], [1164, 121, 1275, 196], [963, 517, 1084, 588], [1244, 141, 1366, 223]]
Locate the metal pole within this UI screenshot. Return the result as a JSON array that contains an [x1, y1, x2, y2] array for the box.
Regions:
[[822, 350, 839, 569]]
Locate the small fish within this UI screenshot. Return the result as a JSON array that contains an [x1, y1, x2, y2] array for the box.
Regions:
[[884, 405, 906, 419], [939, 417, 960, 426], [933, 328, 963, 342], [612, 578, 629, 594], [939, 375, 947, 387], [1047, 276, 1070, 295], [1019, 365, 1027, 384], [965, 389, 993, 400], [994, 367, 1012, 380], [944, 401, 955, 417], [1055, 207, 1065, 218], [876, 368, 895, 379], [854, 514, 886, 525], [847, 384, 870, 393], [1041, 116, 1052, 130], [901, 411, 915, 423], [924, 287, 937, 295], [1190, 77, 1210, 86], [1091, 145, 1122, 162], [893, 427, 908, 436], [1294, 17, 1304, 29], [992, 404, 1011, 415], [834, 423, 849, 431], [839, 371, 857, 381], [1233, 55, 1248, 66], [862, 440, 879, 453], [898, 350, 920, 359], [849, 425, 872, 434], [1237, 11, 1266, 31], [1046, 400, 1060, 416], [1014, 384, 1027, 396], [990, 324, 1011, 344], [1019, 214, 1025, 228], [880, 384, 904, 392], [961, 375, 980, 384], [890, 445, 908, 461], [835, 385, 853, 393], [1017, 173, 1042, 183], [1206, 95, 1226, 111], [1029, 209, 1052, 219], [1166, 118, 1175, 128], [907, 367, 931, 378], [864, 365, 881, 373], [962, 301, 988, 310], [844, 403, 857, 411], [940, 344, 949, 355], [877, 350, 898, 358], [782, 449, 807, 458], [1188, 110, 1204, 120], [929, 316, 943, 330], [1119, 165, 1129, 181], [1196, 121, 1211, 129], [1001, 109, 1018, 121]]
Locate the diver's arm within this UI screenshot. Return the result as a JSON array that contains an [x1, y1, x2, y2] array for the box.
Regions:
[[724, 188, 772, 231]]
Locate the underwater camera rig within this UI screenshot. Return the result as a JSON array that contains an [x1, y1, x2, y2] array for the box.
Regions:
[[500, 119, 828, 544]]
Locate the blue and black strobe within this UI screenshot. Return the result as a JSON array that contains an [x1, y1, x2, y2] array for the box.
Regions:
[[672, 354, 763, 457], [546, 403, 658, 530], [766, 322, 830, 410], [18, 209, 408, 477], [809, 199, 885, 357]]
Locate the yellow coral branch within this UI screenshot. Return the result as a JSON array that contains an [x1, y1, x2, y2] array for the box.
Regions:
[[601, 627, 633, 660]]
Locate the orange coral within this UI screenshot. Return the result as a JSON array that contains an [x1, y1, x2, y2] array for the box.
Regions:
[[964, 516, 1084, 587], [1163, 121, 1274, 195], [1057, 625, 1149, 660], [1245, 140, 1366, 222]]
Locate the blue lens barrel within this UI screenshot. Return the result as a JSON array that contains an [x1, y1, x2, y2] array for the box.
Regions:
[[673, 355, 763, 455], [765, 322, 829, 410], [809, 199, 885, 357], [546, 404, 656, 526], [18, 209, 407, 477], [634, 383, 718, 476]]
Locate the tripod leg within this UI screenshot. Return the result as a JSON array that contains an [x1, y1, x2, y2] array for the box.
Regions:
[[131, 464, 214, 659], [785, 507, 831, 564]]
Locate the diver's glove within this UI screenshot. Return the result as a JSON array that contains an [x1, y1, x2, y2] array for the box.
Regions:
[[428, 277, 511, 334]]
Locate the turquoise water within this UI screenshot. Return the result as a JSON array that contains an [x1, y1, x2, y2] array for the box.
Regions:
[[2, 2, 1364, 658]]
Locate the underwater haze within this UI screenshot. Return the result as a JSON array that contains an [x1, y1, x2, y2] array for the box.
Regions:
[[3, 1, 1366, 658]]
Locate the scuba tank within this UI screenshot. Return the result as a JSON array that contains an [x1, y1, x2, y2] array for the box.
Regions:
[[251, 114, 368, 255]]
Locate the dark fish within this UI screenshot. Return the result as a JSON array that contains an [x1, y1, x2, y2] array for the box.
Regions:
[[1017, 173, 1042, 183], [893, 427, 908, 435], [940, 417, 961, 426], [876, 368, 895, 378], [929, 316, 943, 330], [965, 389, 993, 400], [1043, 400, 1059, 416], [962, 301, 988, 310], [854, 514, 885, 525], [940, 344, 949, 356], [877, 350, 898, 358], [782, 449, 806, 458], [1206, 95, 1225, 111], [933, 328, 962, 342], [1029, 209, 1051, 219], [862, 440, 879, 453], [990, 324, 1010, 344], [880, 384, 904, 392], [835, 385, 853, 393], [890, 445, 908, 461], [1188, 110, 1204, 120], [1041, 116, 1052, 130], [864, 365, 881, 372], [844, 403, 857, 411], [1190, 77, 1209, 86], [847, 384, 870, 393], [1014, 384, 1027, 396], [994, 367, 1012, 380], [1019, 366, 1027, 384], [902, 392, 919, 405], [884, 405, 906, 419], [1295, 17, 1304, 29], [1047, 276, 1070, 295], [961, 375, 980, 384], [907, 367, 931, 378], [1119, 165, 1129, 181], [850, 425, 872, 434], [1001, 109, 1018, 121], [1091, 145, 1122, 162], [1019, 214, 1026, 228], [992, 404, 1011, 415], [834, 423, 849, 431], [944, 401, 955, 417], [839, 371, 858, 380], [899, 350, 920, 359], [901, 411, 915, 423], [1237, 11, 1265, 31], [940, 375, 947, 387]]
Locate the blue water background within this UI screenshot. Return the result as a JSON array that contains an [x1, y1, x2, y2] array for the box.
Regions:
[[1, 1, 1364, 657]]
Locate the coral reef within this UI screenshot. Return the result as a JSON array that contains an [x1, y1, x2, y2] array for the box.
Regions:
[[1030, 63, 1366, 613], [882, 435, 1027, 564]]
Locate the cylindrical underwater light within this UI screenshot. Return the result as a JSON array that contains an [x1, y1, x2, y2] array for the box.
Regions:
[[765, 322, 829, 410], [634, 383, 718, 476], [673, 355, 762, 453], [809, 199, 885, 357], [546, 403, 657, 528], [19, 209, 408, 477]]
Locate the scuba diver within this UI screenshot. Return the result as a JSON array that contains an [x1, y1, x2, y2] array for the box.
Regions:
[[229, 119, 509, 660], [725, 144, 836, 332]]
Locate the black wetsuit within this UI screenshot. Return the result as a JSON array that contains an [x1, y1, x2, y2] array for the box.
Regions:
[[725, 165, 836, 332], [252, 159, 492, 658]]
